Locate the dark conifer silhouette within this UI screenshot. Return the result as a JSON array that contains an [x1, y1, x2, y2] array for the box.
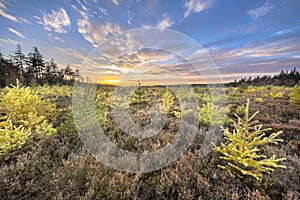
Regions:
[[0, 44, 79, 87], [226, 68, 300, 87]]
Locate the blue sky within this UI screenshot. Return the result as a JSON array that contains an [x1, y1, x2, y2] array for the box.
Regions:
[[0, 0, 300, 84]]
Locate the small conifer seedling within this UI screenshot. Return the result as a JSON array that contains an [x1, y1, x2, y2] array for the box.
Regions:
[[214, 99, 286, 180], [289, 81, 300, 105], [0, 118, 31, 156], [130, 82, 149, 106], [198, 94, 230, 126], [161, 87, 175, 115]]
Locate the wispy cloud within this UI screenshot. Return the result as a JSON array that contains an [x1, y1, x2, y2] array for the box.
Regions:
[[48, 33, 65, 43], [19, 17, 31, 24], [99, 7, 109, 15], [77, 30, 300, 84], [8, 27, 25, 39], [76, 0, 89, 12], [0, 2, 19, 22], [112, 0, 119, 6], [127, 10, 133, 24], [184, 0, 210, 18], [205, 33, 300, 81], [276, 28, 294, 35], [290, 54, 300, 59], [70, 4, 92, 19], [77, 19, 122, 47], [0, 2, 6, 9], [157, 14, 174, 30], [54, 36, 65, 43], [225, 38, 299, 58], [0, 38, 20, 46], [53, 46, 86, 60], [33, 15, 41, 20], [79, 43, 207, 84], [249, 61, 279, 66], [94, 64, 130, 75], [41, 7, 71, 33], [43, 46, 87, 69], [248, 2, 274, 19]]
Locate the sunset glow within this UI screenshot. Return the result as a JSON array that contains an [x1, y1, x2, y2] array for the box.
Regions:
[[0, 0, 299, 84]]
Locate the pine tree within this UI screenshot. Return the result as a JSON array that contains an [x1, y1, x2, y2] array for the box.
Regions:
[[0, 53, 20, 87], [45, 59, 60, 84], [25, 47, 45, 84], [12, 44, 25, 77]]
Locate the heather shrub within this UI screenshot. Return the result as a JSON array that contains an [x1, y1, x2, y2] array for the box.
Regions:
[[0, 127, 82, 199], [0, 83, 299, 199]]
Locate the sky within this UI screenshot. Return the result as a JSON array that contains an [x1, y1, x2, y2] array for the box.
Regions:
[[0, 0, 300, 84]]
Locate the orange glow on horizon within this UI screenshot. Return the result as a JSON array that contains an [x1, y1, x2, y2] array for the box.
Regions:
[[99, 79, 120, 85]]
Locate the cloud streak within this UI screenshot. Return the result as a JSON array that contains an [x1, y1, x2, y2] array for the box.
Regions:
[[112, 0, 119, 6], [99, 7, 109, 16], [0, 2, 19, 22], [0, 38, 20, 46], [8, 27, 25, 39], [19, 17, 30, 24], [206, 32, 300, 81]]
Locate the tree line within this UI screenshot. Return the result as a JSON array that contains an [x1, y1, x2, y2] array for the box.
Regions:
[[0, 44, 79, 88], [226, 68, 300, 87]]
